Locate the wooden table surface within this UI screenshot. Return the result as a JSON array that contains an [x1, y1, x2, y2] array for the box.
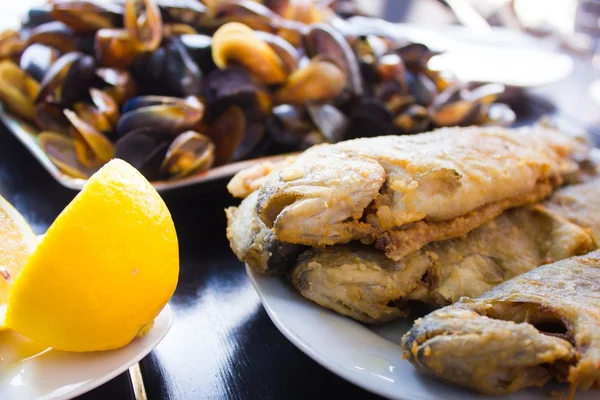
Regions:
[[0, 1, 599, 399]]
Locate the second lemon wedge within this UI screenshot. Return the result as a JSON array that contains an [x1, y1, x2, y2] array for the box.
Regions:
[[5, 159, 179, 352], [0, 195, 37, 330]]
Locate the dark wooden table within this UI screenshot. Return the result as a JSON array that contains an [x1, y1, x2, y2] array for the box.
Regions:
[[1, 2, 599, 400]]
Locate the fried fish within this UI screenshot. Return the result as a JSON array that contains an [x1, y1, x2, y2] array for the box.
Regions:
[[401, 250, 600, 396], [254, 126, 587, 260], [291, 204, 594, 323]]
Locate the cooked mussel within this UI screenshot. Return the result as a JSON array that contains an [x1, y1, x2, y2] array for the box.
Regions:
[[179, 34, 215, 74], [203, 66, 270, 119], [117, 95, 204, 137], [38, 130, 97, 178], [96, 67, 138, 105], [274, 56, 346, 104], [49, 1, 123, 34], [64, 109, 114, 167], [254, 30, 298, 74], [158, 0, 208, 27], [36, 51, 96, 105], [0, 60, 39, 121], [212, 22, 287, 84], [19, 43, 60, 82], [94, 28, 137, 68], [160, 130, 215, 178], [114, 127, 171, 180], [211, 0, 280, 32], [0, 30, 26, 62], [207, 105, 246, 166], [304, 23, 363, 95], [26, 21, 78, 53], [124, 0, 163, 52]]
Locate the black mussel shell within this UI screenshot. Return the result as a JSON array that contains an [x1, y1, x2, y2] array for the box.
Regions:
[[179, 34, 215, 74], [158, 0, 208, 26], [346, 96, 394, 139], [114, 127, 172, 180], [307, 103, 348, 143], [202, 66, 269, 122], [265, 104, 316, 152], [37, 51, 96, 106], [22, 5, 54, 29], [163, 37, 202, 97], [19, 43, 60, 82], [232, 119, 264, 161], [132, 46, 168, 95]]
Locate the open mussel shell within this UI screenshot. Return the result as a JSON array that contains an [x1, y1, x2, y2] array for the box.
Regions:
[[179, 34, 216, 74], [74, 102, 112, 134], [160, 130, 215, 179], [36, 51, 96, 105], [124, 0, 163, 52], [461, 83, 505, 105], [208, 106, 246, 166], [274, 56, 346, 105], [265, 104, 317, 151], [203, 66, 271, 119], [304, 23, 364, 95], [19, 43, 60, 82], [96, 67, 138, 105], [345, 96, 395, 139], [0, 60, 39, 121], [0, 30, 27, 62], [35, 101, 70, 133], [163, 37, 203, 97], [254, 30, 298, 74], [89, 88, 119, 127], [50, 1, 123, 34], [158, 0, 208, 27], [392, 42, 435, 71], [114, 127, 172, 180], [408, 72, 438, 107], [306, 103, 348, 143], [38, 131, 97, 179], [64, 109, 114, 167], [117, 96, 204, 137], [26, 21, 78, 54], [395, 104, 431, 134], [94, 28, 138, 69], [430, 100, 481, 128], [211, 0, 279, 32], [212, 22, 287, 85], [376, 53, 409, 94]]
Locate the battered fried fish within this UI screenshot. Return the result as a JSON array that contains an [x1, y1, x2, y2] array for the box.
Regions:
[[255, 126, 587, 259], [401, 250, 600, 396], [291, 205, 593, 323]]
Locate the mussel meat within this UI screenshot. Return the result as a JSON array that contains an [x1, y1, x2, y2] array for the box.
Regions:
[[96, 67, 138, 105], [207, 106, 246, 166], [94, 28, 138, 68], [26, 21, 78, 54], [19, 43, 60, 82], [49, 1, 123, 34], [160, 130, 215, 178], [117, 95, 204, 137], [304, 23, 363, 95], [64, 109, 114, 167], [114, 127, 172, 180], [38, 131, 97, 178], [0, 60, 39, 121], [36, 51, 96, 105], [274, 56, 345, 105], [212, 22, 287, 84], [124, 0, 163, 52]]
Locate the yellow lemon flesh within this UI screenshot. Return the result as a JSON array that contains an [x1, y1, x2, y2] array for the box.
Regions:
[[0, 195, 37, 329], [5, 159, 179, 352]]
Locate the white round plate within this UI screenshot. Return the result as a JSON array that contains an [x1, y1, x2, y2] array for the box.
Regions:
[[247, 266, 597, 400], [0, 304, 173, 400]]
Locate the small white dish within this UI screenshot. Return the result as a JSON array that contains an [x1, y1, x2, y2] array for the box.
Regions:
[[247, 266, 598, 400], [0, 303, 173, 400]]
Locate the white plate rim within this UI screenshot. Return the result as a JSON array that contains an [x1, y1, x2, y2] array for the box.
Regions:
[[1, 303, 173, 400], [246, 265, 599, 400]]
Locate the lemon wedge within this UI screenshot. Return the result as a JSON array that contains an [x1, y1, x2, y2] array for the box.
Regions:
[[0, 195, 37, 329], [5, 159, 179, 352]]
